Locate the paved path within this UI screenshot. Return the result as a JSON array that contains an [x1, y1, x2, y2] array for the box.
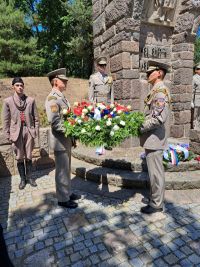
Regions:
[[0, 170, 200, 267]]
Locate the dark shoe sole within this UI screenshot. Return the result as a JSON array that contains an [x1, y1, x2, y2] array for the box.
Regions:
[[141, 205, 163, 214], [58, 202, 78, 209]]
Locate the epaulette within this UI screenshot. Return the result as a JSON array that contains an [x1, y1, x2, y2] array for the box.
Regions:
[[48, 96, 57, 101]]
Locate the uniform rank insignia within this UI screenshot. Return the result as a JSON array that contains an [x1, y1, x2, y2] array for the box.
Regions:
[[48, 96, 57, 101], [50, 104, 59, 113], [154, 97, 165, 110]]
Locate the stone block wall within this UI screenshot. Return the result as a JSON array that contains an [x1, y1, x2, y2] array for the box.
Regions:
[[0, 128, 54, 178], [92, 0, 200, 139], [190, 129, 200, 155]]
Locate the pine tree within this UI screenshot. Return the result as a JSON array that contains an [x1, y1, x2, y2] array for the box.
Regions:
[[0, 0, 44, 77]]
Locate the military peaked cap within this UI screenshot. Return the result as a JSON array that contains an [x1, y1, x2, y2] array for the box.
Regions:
[[96, 56, 107, 65], [146, 60, 171, 73], [47, 68, 68, 82], [194, 62, 200, 69]]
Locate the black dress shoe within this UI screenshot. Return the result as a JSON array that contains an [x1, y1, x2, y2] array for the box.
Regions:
[[19, 180, 26, 190], [28, 178, 37, 187], [141, 205, 163, 214], [70, 193, 81, 201], [58, 200, 78, 209]]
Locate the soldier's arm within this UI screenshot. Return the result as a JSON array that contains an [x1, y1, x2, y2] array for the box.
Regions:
[[192, 79, 197, 107], [46, 99, 65, 134], [88, 76, 94, 103], [141, 92, 170, 133], [1, 100, 11, 140]]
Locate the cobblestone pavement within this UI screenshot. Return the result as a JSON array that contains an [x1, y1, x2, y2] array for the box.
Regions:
[[1, 169, 200, 267]]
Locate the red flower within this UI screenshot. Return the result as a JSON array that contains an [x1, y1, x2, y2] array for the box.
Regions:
[[195, 156, 200, 162], [73, 107, 83, 116]]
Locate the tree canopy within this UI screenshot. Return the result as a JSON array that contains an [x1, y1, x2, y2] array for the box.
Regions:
[[0, 0, 93, 78]]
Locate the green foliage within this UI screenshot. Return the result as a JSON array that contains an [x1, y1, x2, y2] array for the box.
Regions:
[[194, 37, 200, 64], [0, 0, 44, 77], [36, 0, 93, 77], [0, 0, 93, 78]]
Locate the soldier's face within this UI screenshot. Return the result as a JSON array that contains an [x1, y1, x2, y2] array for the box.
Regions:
[[97, 64, 107, 74], [196, 69, 200, 75], [56, 78, 68, 91], [12, 83, 24, 95], [147, 70, 160, 84]]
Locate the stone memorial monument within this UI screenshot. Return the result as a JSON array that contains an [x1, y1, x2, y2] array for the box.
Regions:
[[92, 0, 200, 141]]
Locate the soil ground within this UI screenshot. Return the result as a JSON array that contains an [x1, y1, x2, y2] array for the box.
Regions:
[[0, 77, 89, 108]]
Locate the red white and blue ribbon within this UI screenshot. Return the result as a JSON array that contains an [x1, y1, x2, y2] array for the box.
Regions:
[[163, 144, 189, 165]]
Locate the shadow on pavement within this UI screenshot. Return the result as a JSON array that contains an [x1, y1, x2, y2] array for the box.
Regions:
[[1, 178, 200, 267]]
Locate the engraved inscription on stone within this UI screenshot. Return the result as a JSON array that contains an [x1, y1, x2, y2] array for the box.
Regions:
[[139, 45, 169, 71], [143, 0, 177, 26]]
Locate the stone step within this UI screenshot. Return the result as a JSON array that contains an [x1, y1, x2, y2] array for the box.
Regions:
[[72, 147, 200, 173], [71, 157, 200, 190]]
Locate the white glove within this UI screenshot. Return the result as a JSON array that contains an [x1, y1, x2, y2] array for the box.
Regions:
[[191, 102, 194, 108]]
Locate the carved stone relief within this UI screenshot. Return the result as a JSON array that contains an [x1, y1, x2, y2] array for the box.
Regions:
[[142, 0, 178, 26]]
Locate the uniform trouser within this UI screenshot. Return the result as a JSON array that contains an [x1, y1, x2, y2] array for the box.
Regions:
[[54, 150, 71, 202], [12, 125, 34, 161], [145, 149, 165, 209], [194, 107, 200, 129]]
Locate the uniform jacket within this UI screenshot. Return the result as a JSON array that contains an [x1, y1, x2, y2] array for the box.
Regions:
[[2, 93, 39, 143], [192, 74, 200, 107], [89, 72, 114, 104], [140, 81, 171, 150], [45, 88, 72, 151]]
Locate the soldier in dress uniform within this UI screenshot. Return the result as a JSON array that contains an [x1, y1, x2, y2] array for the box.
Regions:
[[45, 68, 80, 209], [140, 60, 171, 214], [88, 56, 114, 105], [191, 62, 200, 129], [2, 77, 39, 189]]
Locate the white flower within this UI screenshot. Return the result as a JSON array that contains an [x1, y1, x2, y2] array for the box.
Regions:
[[110, 112, 113, 115], [120, 120, 125, 126], [62, 108, 68, 115], [127, 105, 132, 111], [113, 108, 117, 112], [74, 102, 79, 107], [88, 105, 93, 111], [97, 103, 106, 110], [81, 114, 85, 119], [117, 110, 122, 114], [81, 129, 86, 134], [77, 119, 82, 124], [110, 131, 114, 136], [110, 104, 114, 109], [106, 120, 112, 126], [95, 125, 101, 131], [113, 125, 119, 131], [82, 108, 88, 114]]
